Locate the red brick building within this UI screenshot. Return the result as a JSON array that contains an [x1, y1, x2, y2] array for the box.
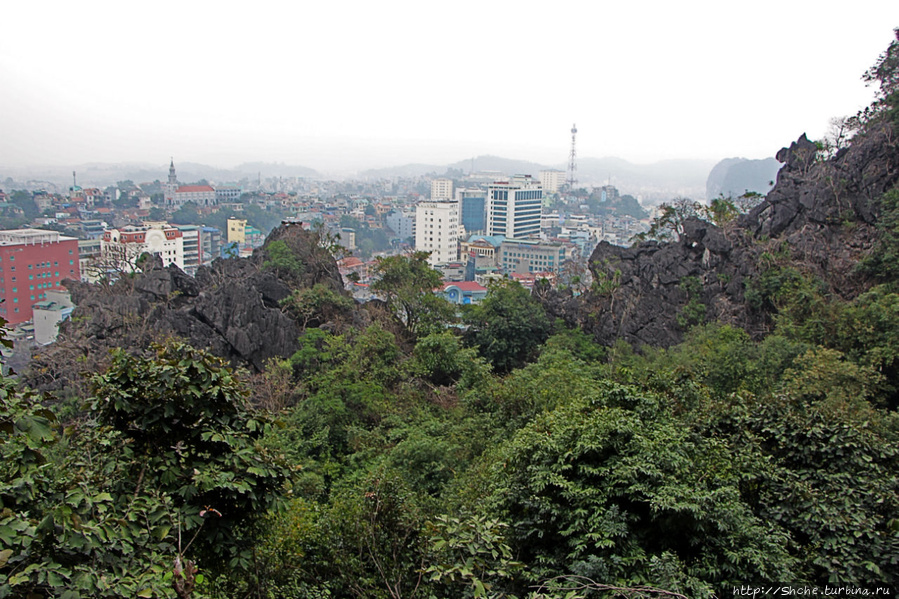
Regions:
[[0, 229, 80, 325]]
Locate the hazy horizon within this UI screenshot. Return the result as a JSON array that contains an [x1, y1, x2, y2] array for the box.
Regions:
[[2, 2, 897, 174]]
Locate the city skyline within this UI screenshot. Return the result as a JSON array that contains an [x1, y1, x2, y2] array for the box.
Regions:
[[2, 1, 897, 174]]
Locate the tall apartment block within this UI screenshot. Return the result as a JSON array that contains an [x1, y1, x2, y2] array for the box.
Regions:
[[415, 200, 460, 265], [430, 178, 454, 201], [0, 229, 81, 325], [486, 175, 543, 239]]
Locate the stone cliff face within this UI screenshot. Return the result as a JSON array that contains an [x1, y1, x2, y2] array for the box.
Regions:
[[543, 123, 899, 348], [27, 223, 346, 394]]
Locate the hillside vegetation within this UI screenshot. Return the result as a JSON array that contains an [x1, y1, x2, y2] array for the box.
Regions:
[[3, 31, 899, 599]]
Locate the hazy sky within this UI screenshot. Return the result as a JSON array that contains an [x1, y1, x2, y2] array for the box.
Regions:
[[1, 1, 897, 173]]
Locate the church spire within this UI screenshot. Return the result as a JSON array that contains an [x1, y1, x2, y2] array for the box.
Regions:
[[168, 158, 177, 185]]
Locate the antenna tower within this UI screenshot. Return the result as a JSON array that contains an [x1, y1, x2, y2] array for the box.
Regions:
[[567, 123, 578, 189]]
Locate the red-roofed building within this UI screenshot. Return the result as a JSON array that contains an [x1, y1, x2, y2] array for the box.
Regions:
[[337, 256, 369, 284], [163, 160, 218, 208], [174, 185, 216, 208]]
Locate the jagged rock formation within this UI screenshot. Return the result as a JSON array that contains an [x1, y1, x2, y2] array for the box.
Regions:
[[542, 124, 899, 348], [26, 223, 346, 394]]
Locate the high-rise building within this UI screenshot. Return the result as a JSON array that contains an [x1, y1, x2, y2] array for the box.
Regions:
[[430, 178, 454, 201], [415, 200, 460, 265], [456, 189, 487, 234], [539, 170, 567, 195], [174, 225, 202, 275], [486, 175, 543, 239], [200, 226, 222, 266], [386, 210, 415, 241], [0, 229, 81, 325]]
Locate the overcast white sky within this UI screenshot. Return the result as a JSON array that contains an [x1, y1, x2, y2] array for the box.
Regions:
[[1, 1, 897, 173]]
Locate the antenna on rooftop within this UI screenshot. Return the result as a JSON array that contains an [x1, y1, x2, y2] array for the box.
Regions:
[[72, 171, 77, 189], [567, 124, 578, 189]]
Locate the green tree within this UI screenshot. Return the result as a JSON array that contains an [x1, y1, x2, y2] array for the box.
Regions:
[[170, 201, 201, 225], [463, 280, 552, 373], [486, 389, 796, 596], [263, 239, 304, 278], [862, 27, 899, 124], [89, 340, 290, 572], [632, 197, 705, 243], [282, 282, 355, 330], [861, 187, 899, 283], [371, 252, 455, 339], [0, 378, 180, 598], [9, 190, 39, 219]]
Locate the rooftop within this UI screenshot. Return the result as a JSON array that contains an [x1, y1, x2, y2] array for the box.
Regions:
[[440, 281, 487, 293], [0, 229, 76, 245]]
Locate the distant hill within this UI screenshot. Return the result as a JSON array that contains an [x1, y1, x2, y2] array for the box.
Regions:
[[358, 163, 446, 179], [2, 155, 718, 201], [0, 161, 322, 188], [577, 157, 716, 203], [360, 154, 715, 202], [706, 157, 781, 201], [447, 155, 549, 177], [230, 162, 319, 179]]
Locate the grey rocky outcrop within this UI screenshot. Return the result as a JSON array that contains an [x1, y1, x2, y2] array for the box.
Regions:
[[29, 224, 346, 393], [544, 123, 899, 348]]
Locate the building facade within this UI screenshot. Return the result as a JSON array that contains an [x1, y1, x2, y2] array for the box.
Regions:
[[430, 178, 454, 201], [101, 223, 184, 272], [175, 225, 202, 275], [174, 185, 216, 208], [200, 226, 222, 266], [486, 175, 543, 239], [457, 189, 487, 234], [0, 229, 81, 325], [215, 185, 241, 204], [33, 289, 75, 345], [540, 169, 567, 194], [386, 210, 415, 241], [415, 200, 460, 265], [498, 238, 568, 275]]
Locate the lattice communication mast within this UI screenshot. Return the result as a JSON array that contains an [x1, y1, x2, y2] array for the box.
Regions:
[[567, 123, 578, 189]]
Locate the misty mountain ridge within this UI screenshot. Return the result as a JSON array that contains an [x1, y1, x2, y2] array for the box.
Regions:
[[3, 154, 759, 202], [360, 154, 722, 202], [706, 157, 781, 200]]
